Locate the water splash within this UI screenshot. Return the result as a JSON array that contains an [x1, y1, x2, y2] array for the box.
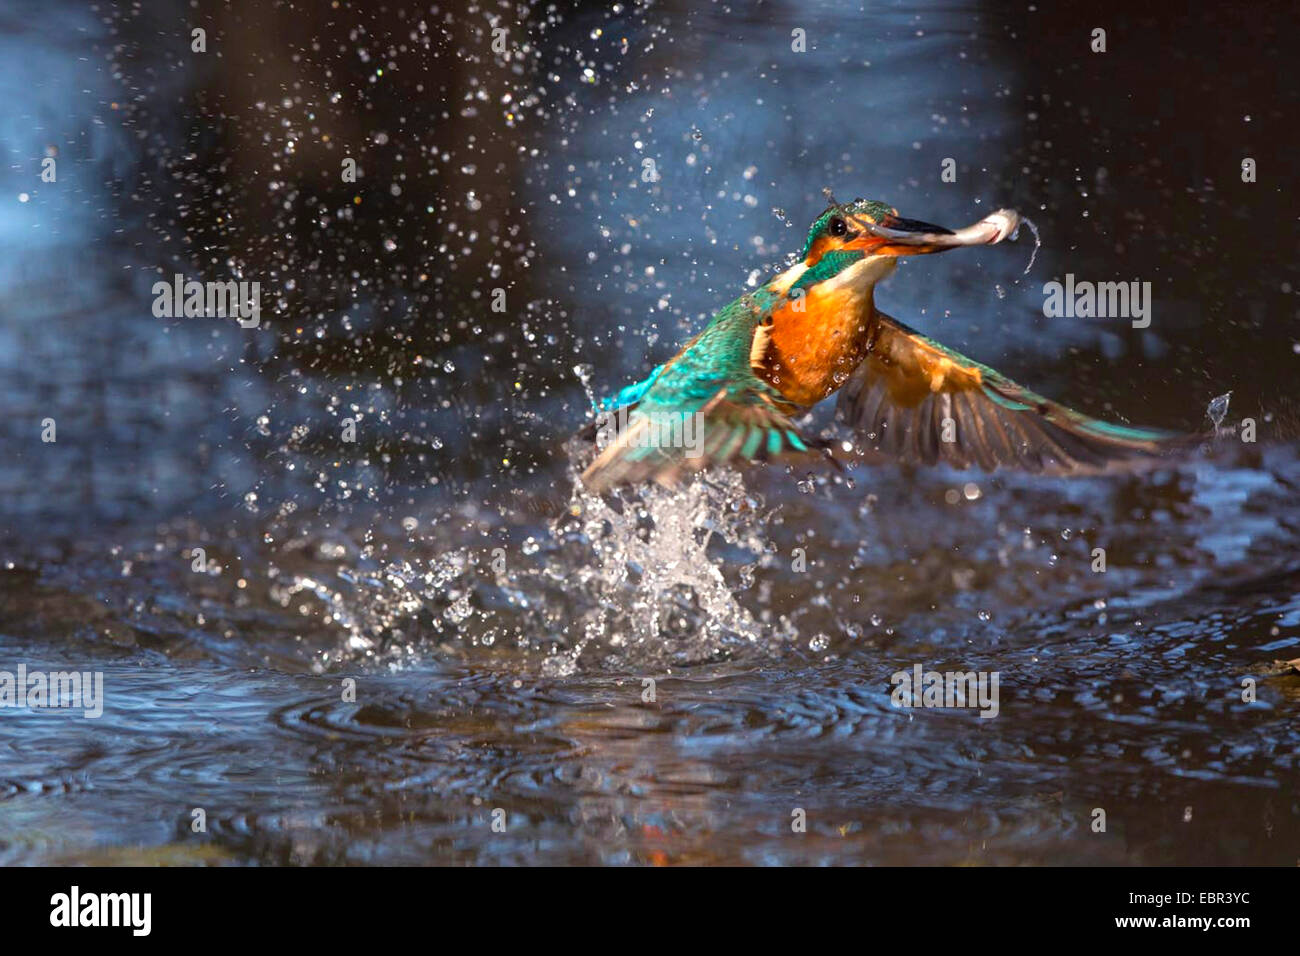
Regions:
[[544, 467, 788, 675], [1016, 215, 1042, 275], [276, 461, 790, 675], [1207, 391, 1232, 432], [572, 362, 598, 410]]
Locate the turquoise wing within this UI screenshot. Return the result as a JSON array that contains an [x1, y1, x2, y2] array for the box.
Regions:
[[581, 292, 827, 491], [596, 364, 665, 413]]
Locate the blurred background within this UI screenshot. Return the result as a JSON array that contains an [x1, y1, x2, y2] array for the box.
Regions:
[[2, 0, 1296, 537], [0, 0, 1297, 865]]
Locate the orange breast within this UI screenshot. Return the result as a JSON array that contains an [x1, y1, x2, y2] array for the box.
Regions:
[[762, 284, 875, 407]]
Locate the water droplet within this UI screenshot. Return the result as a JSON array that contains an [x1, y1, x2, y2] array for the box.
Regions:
[[1207, 391, 1231, 428]]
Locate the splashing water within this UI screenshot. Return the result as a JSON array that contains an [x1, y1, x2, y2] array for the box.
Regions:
[[1207, 391, 1232, 432], [543, 467, 789, 675], [282, 461, 794, 676], [1015, 215, 1042, 275]]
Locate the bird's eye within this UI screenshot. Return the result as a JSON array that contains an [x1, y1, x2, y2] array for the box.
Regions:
[[829, 217, 848, 237]]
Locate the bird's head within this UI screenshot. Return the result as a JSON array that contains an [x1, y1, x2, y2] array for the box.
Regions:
[[776, 197, 1019, 301]]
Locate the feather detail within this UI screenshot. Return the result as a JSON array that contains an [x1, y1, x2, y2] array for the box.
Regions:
[[836, 312, 1184, 474]]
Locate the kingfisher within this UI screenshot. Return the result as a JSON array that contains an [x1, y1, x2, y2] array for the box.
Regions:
[[580, 197, 1178, 490]]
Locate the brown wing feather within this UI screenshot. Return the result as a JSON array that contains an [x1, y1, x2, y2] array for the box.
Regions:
[[836, 313, 1183, 474]]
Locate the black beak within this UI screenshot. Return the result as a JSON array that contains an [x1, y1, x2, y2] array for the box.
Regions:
[[847, 208, 1021, 255]]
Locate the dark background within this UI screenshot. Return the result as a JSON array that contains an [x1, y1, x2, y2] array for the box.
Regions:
[[1, 0, 1295, 540]]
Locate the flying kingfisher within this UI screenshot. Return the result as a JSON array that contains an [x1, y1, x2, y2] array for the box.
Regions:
[[580, 197, 1177, 490]]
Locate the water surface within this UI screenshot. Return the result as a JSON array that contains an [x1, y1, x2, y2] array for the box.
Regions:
[[1, 0, 1298, 865]]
